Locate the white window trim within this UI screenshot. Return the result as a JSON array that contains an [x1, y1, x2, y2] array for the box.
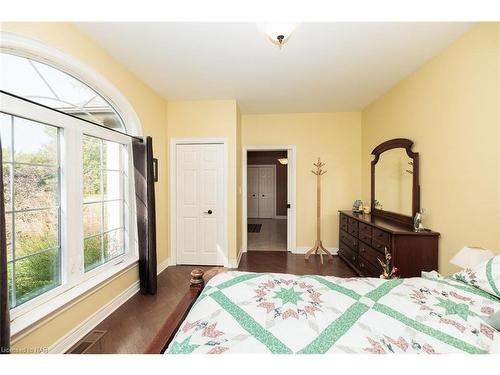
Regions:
[[1, 87, 139, 336], [10, 256, 138, 341], [0, 33, 144, 336]]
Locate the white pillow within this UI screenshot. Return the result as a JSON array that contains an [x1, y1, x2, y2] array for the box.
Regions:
[[453, 255, 500, 299]]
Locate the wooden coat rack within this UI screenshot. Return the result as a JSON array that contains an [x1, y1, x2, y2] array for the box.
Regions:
[[305, 158, 333, 264]]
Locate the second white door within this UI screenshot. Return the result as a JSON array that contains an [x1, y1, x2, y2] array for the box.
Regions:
[[247, 165, 276, 219], [176, 143, 225, 265]]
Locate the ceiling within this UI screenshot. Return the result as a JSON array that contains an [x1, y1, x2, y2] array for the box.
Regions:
[[76, 22, 472, 114]]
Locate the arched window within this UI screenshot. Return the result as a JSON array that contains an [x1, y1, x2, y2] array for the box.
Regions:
[[0, 36, 140, 326], [1, 52, 125, 131]]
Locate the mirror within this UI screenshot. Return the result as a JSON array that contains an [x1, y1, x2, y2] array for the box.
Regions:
[[374, 148, 413, 216], [371, 138, 420, 225]]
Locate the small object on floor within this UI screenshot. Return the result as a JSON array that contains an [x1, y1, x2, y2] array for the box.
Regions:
[[305, 157, 333, 264], [248, 223, 262, 233]]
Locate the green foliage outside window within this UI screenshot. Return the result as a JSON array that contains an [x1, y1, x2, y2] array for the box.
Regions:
[[2, 116, 124, 308]]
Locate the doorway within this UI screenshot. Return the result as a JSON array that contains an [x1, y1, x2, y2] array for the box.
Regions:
[[246, 150, 288, 251]]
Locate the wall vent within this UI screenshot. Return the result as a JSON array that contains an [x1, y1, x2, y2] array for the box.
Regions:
[[67, 330, 107, 354]]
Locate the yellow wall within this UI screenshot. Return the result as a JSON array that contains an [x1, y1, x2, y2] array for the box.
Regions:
[[4, 20, 500, 351], [241, 113, 362, 249], [166, 100, 240, 262], [1, 23, 169, 349], [362, 23, 500, 275]]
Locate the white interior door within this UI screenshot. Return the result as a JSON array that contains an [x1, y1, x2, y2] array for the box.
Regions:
[[247, 167, 259, 218], [258, 166, 275, 218], [176, 143, 224, 265]]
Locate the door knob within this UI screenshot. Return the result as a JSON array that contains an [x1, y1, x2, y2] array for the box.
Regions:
[[204, 210, 213, 215], [262, 194, 265, 197], [252, 194, 256, 197]]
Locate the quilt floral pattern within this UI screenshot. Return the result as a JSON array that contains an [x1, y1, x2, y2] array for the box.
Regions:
[[166, 271, 500, 354]]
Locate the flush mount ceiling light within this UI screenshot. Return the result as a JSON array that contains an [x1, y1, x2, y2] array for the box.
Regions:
[[258, 22, 298, 49], [278, 158, 288, 165]]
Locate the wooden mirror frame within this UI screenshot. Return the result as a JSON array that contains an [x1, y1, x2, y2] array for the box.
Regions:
[[371, 138, 420, 226]]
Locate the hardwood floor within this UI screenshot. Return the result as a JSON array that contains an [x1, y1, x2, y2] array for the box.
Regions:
[[78, 252, 355, 354], [238, 251, 355, 277]]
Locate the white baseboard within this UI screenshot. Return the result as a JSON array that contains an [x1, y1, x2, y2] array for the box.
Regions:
[[228, 248, 244, 268], [49, 280, 140, 353], [157, 257, 171, 274], [49, 258, 172, 353], [292, 246, 339, 255], [237, 248, 244, 266]]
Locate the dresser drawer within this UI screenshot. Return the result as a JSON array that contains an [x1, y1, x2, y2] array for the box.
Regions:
[[359, 222, 372, 235], [340, 214, 348, 225], [371, 238, 390, 253], [347, 223, 358, 237], [359, 242, 384, 269], [358, 257, 380, 277], [340, 230, 358, 250], [339, 241, 358, 264], [348, 218, 358, 227], [372, 228, 390, 245], [340, 215, 348, 231], [359, 231, 371, 245]]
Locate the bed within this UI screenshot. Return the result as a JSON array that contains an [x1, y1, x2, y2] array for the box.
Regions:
[[146, 259, 500, 354]]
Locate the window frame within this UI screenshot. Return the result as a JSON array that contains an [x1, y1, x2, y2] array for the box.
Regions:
[[1, 91, 139, 334], [82, 134, 127, 273], [2, 113, 63, 309], [1, 32, 142, 137], [0, 52, 127, 132]]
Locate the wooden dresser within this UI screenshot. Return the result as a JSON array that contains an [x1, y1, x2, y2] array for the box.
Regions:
[[338, 211, 440, 278]]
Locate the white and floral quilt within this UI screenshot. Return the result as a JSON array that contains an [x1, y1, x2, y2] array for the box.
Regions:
[[165, 271, 500, 354]]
